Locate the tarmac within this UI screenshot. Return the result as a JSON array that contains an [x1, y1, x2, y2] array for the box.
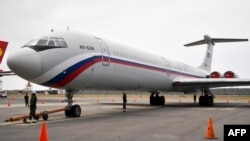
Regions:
[[0, 94, 250, 141]]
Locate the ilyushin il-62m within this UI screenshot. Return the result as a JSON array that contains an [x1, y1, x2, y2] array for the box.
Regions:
[[6, 31, 249, 117]]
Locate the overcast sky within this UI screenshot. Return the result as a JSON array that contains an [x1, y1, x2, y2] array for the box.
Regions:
[[0, 0, 250, 90]]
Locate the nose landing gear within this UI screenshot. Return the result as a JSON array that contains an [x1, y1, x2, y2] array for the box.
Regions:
[[65, 89, 81, 117]]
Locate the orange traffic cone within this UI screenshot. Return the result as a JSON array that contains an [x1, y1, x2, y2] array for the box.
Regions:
[[7, 100, 11, 107], [40, 122, 49, 141], [205, 117, 217, 139]]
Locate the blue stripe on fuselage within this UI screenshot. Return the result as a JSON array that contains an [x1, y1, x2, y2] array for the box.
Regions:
[[40, 55, 205, 87]]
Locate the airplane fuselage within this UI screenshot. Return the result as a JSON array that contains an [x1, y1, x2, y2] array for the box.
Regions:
[[7, 31, 208, 92]]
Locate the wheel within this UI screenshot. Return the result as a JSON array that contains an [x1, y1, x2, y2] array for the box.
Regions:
[[208, 96, 214, 106], [199, 95, 214, 106], [150, 96, 156, 105], [150, 93, 155, 105], [71, 105, 81, 117], [42, 114, 49, 121], [65, 108, 72, 117], [160, 96, 165, 105], [204, 96, 209, 106], [155, 95, 160, 105], [199, 96, 204, 106], [150, 95, 154, 105]]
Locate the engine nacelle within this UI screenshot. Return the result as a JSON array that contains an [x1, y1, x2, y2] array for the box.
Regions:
[[209, 71, 222, 78], [223, 71, 239, 78]]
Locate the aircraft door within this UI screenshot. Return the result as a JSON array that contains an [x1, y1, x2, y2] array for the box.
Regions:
[[95, 37, 110, 66]]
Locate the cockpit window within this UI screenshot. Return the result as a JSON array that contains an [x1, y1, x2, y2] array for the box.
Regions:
[[23, 36, 68, 52], [48, 40, 55, 46], [60, 41, 68, 48], [37, 39, 48, 46], [25, 39, 38, 46], [55, 39, 61, 47]]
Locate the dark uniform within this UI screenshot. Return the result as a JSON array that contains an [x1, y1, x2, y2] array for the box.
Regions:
[[194, 94, 197, 103], [29, 93, 37, 122], [123, 93, 127, 112], [24, 94, 29, 107]]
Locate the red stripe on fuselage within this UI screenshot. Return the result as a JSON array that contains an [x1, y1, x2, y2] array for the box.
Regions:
[[51, 58, 102, 87], [50, 56, 202, 88]]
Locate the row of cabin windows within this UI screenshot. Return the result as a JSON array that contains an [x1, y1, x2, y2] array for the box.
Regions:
[[113, 50, 156, 65]]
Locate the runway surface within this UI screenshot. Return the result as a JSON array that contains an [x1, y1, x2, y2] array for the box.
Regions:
[[0, 94, 250, 141]]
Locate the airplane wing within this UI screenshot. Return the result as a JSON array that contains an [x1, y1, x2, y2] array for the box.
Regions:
[[172, 78, 250, 90]]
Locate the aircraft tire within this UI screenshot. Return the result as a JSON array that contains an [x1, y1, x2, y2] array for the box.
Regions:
[[208, 96, 214, 106], [150, 96, 156, 105], [150, 93, 156, 105], [150, 96, 165, 105], [150, 96, 154, 105], [65, 108, 72, 117], [155, 96, 160, 105], [199, 96, 205, 106], [160, 96, 165, 105], [199, 95, 214, 106], [71, 104, 81, 117]]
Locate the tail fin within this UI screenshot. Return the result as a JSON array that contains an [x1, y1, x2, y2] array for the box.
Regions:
[[0, 40, 8, 64], [184, 35, 248, 72]]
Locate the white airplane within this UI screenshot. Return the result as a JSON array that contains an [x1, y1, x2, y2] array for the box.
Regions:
[[6, 31, 249, 117]]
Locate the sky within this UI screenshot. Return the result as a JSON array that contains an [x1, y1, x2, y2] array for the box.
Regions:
[[0, 0, 250, 90]]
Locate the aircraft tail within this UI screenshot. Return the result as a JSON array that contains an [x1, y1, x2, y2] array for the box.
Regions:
[[184, 35, 248, 72], [0, 40, 8, 64]]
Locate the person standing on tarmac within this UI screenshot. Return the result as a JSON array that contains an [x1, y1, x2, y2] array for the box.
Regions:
[[194, 93, 197, 103], [123, 93, 127, 112], [29, 92, 37, 123], [24, 93, 29, 107]]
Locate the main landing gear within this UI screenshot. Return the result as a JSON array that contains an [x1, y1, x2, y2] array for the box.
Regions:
[[199, 89, 214, 106], [150, 92, 165, 106], [64, 89, 81, 117]]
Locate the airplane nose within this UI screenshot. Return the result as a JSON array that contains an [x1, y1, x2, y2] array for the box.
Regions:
[[7, 48, 42, 80]]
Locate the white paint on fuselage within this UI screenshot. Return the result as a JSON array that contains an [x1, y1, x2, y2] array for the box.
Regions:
[[10, 31, 209, 92]]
